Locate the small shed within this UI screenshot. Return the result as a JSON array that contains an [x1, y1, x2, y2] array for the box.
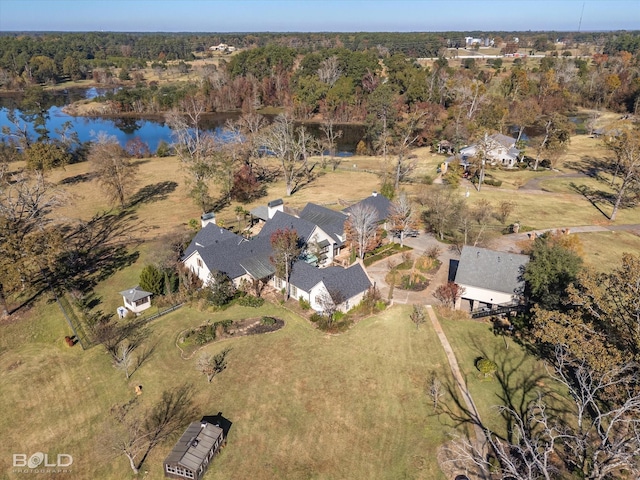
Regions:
[[119, 286, 152, 314], [164, 420, 224, 479]]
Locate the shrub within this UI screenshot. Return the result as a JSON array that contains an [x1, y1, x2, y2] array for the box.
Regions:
[[237, 295, 265, 308], [298, 298, 311, 310], [476, 358, 498, 378], [309, 313, 322, 323], [375, 300, 387, 311], [261, 316, 276, 326]]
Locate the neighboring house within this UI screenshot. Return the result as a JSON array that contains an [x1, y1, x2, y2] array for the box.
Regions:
[[164, 420, 224, 480], [119, 286, 152, 314], [456, 133, 522, 169], [277, 260, 372, 313], [342, 191, 392, 226], [453, 246, 529, 311]]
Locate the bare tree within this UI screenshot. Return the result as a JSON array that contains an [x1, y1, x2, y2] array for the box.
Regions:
[[259, 113, 316, 196], [410, 304, 426, 329], [317, 55, 341, 86], [166, 96, 217, 212], [392, 111, 426, 189], [388, 191, 417, 247], [605, 128, 640, 221], [89, 133, 138, 208], [427, 372, 445, 409], [196, 349, 231, 383], [113, 341, 136, 379], [320, 117, 343, 171], [316, 287, 346, 327], [270, 228, 302, 300], [344, 203, 379, 260], [434, 282, 465, 309], [107, 384, 194, 474]]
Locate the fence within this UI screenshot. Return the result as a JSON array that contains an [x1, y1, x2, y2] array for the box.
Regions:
[[56, 293, 93, 350]]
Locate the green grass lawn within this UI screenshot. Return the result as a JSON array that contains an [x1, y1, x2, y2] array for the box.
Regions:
[[577, 230, 640, 271], [1, 302, 464, 479], [437, 313, 553, 439]]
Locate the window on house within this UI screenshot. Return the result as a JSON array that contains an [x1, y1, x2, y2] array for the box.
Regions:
[[290, 285, 297, 297], [196, 258, 203, 268], [184, 469, 195, 479], [275, 277, 283, 289], [166, 464, 177, 474]]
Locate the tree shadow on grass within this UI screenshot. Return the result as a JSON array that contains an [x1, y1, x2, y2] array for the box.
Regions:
[[58, 172, 96, 185], [128, 180, 178, 208], [569, 182, 613, 219]]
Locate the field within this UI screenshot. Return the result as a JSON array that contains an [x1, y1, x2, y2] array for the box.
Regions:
[[2, 110, 639, 479]]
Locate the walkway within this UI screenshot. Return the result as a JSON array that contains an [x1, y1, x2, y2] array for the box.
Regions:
[[426, 306, 486, 450]]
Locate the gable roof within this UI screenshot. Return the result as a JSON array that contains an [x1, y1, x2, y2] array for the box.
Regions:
[[343, 193, 392, 223], [454, 246, 529, 295], [183, 223, 240, 259], [257, 210, 317, 244], [490, 133, 517, 149], [119, 286, 152, 302], [288, 261, 372, 302], [164, 421, 223, 471], [299, 203, 347, 245]]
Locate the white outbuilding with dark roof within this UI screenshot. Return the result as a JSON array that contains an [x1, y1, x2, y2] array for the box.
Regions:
[[119, 286, 153, 314], [453, 246, 529, 311]]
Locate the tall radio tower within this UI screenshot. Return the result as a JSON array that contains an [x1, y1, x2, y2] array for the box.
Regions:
[[578, 1, 585, 32]]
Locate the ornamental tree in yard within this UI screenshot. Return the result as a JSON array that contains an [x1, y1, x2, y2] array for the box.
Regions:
[[344, 203, 380, 260], [270, 228, 302, 300]]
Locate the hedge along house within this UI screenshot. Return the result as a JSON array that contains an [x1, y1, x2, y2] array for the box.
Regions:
[[164, 420, 224, 480], [453, 246, 529, 311], [119, 286, 153, 314]]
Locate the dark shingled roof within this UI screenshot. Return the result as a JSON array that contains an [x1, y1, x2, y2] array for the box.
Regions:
[[454, 246, 529, 295], [257, 210, 317, 244], [343, 193, 392, 223], [183, 223, 240, 260], [299, 203, 347, 246], [289, 261, 372, 302], [164, 421, 223, 472], [119, 286, 152, 302]]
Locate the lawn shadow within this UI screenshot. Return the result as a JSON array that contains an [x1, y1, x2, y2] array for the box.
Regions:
[[58, 172, 95, 185], [569, 182, 612, 219], [201, 412, 233, 439], [128, 180, 178, 208]]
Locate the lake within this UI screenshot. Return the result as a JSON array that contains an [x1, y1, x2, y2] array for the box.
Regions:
[[0, 88, 363, 155]]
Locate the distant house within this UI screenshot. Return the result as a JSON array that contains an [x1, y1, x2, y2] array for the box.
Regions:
[[119, 286, 152, 314], [342, 191, 392, 226], [453, 246, 529, 311], [164, 420, 224, 480], [455, 133, 522, 169]]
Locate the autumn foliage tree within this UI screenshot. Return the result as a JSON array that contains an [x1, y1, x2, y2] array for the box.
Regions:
[[434, 282, 464, 309]]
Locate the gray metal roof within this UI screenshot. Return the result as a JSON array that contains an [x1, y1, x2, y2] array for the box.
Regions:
[[299, 203, 347, 246], [240, 254, 276, 279], [164, 421, 223, 472], [454, 246, 529, 295], [119, 286, 152, 302], [490, 133, 517, 148]]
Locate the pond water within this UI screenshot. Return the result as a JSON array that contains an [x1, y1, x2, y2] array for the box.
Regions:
[[0, 89, 363, 155]]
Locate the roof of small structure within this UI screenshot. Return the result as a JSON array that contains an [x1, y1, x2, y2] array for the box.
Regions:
[[119, 286, 152, 302], [164, 421, 223, 471], [454, 246, 529, 295]]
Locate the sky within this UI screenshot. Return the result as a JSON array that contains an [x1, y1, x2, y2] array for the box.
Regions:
[[0, 0, 638, 32]]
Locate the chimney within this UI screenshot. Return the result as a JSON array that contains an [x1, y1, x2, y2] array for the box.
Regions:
[[372, 191, 378, 197], [201, 212, 216, 228], [200, 421, 207, 429], [267, 199, 284, 219]]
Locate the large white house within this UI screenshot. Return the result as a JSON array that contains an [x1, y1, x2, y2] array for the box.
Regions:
[[182, 202, 372, 314], [456, 133, 522, 169]]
